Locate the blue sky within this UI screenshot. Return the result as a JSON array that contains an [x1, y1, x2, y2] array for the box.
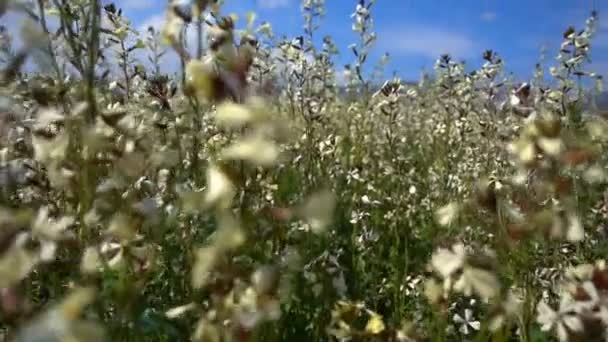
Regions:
[[119, 0, 608, 82], [5, 0, 608, 82]]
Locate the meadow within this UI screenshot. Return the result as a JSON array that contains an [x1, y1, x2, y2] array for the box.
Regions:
[[0, 0, 608, 341]]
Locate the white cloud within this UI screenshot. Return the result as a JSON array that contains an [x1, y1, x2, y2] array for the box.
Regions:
[[258, 0, 290, 9], [480, 11, 497, 22], [380, 26, 476, 59], [119, 0, 155, 10], [138, 14, 166, 32]]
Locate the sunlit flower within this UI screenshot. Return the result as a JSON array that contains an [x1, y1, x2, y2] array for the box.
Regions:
[[203, 165, 236, 209], [222, 134, 280, 166]]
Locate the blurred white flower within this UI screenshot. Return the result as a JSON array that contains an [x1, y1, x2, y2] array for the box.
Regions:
[[203, 165, 236, 209], [222, 135, 280, 166], [537, 297, 584, 342], [431, 243, 466, 279]]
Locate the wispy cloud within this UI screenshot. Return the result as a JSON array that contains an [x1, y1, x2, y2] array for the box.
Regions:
[[258, 0, 290, 10], [480, 11, 497, 22], [380, 26, 477, 59], [120, 0, 155, 10]]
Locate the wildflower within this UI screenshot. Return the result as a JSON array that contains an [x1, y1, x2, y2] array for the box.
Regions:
[[435, 202, 460, 226], [222, 134, 280, 166], [14, 287, 105, 342], [257, 21, 273, 37], [537, 297, 584, 342], [0, 237, 38, 289], [565, 213, 584, 242], [185, 58, 217, 102], [431, 243, 466, 279], [165, 303, 197, 319], [161, 4, 186, 44], [203, 165, 236, 209], [296, 189, 336, 234], [80, 247, 101, 275], [31, 207, 74, 261], [508, 137, 537, 167], [431, 243, 500, 300], [31, 108, 69, 165], [365, 312, 385, 335], [213, 212, 245, 251], [454, 265, 501, 300], [214, 101, 255, 128], [234, 285, 281, 329], [453, 309, 480, 335], [191, 246, 219, 289], [537, 137, 563, 157], [106, 213, 137, 242]]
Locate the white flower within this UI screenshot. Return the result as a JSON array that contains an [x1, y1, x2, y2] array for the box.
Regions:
[[191, 246, 219, 289], [453, 309, 480, 335], [31, 108, 68, 161], [566, 213, 584, 242], [537, 297, 584, 342], [81, 247, 101, 275], [165, 303, 197, 319], [31, 207, 74, 261], [454, 266, 500, 300], [14, 287, 104, 341], [203, 165, 236, 209], [297, 189, 335, 234], [537, 137, 563, 157], [32, 207, 74, 241], [0, 239, 38, 288], [222, 135, 280, 166], [431, 243, 466, 278], [435, 203, 460, 226], [215, 102, 255, 128]]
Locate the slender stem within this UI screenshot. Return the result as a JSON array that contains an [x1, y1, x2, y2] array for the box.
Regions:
[[196, 15, 204, 59], [154, 33, 161, 75], [37, 0, 63, 80], [85, 0, 100, 122], [53, 0, 84, 74], [120, 39, 130, 101], [178, 27, 188, 87]]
